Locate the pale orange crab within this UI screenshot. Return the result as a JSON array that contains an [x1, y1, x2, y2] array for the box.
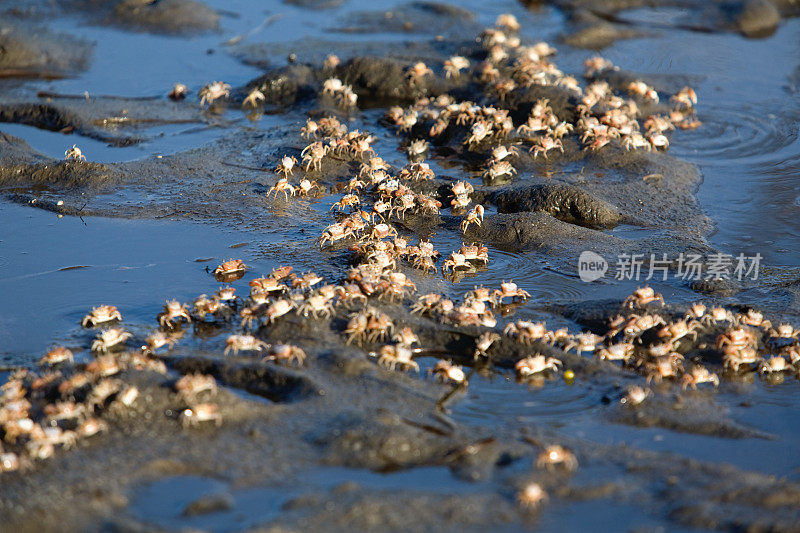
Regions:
[[214, 259, 246, 280], [536, 444, 578, 471], [82, 305, 122, 327], [461, 205, 485, 233], [158, 300, 192, 328], [623, 286, 664, 309], [515, 354, 562, 377], [275, 155, 298, 177]]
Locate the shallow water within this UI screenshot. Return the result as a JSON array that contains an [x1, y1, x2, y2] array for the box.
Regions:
[[2, 0, 800, 530]]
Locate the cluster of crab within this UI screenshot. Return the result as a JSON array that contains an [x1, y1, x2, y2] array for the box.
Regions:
[[589, 287, 800, 396], [0, 305, 178, 473], [379, 13, 700, 194], [410, 280, 531, 332]]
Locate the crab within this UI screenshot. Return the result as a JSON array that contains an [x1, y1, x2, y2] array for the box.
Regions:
[[91, 328, 132, 353], [474, 332, 501, 359], [595, 342, 634, 363], [405, 62, 434, 86], [483, 160, 517, 181], [168, 83, 188, 100], [563, 332, 603, 355], [491, 145, 520, 162], [64, 144, 86, 162], [175, 373, 217, 401], [392, 327, 420, 347], [406, 139, 428, 158], [199, 81, 231, 106], [658, 319, 700, 345], [243, 89, 265, 109], [40, 346, 74, 366], [492, 280, 530, 304], [647, 132, 670, 150], [158, 300, 192, 328], [369, 223, 398, 240], [461, 205, 485, 233], [224, 334, 269, 356], [671, 86, 697, 109], [443, 56, 470, 78], [623, 286, 665, 309], [430, 360, 467, 385], [319, 222, 350, 246], [442, 252, 474, 273], [518, 483, 548, 509], [504, 321, 549, 344], [621, 314, 667, 337], [82, 305, 122, 327], [515, 354, 562, 377], [192, 295, 232, 321], [536, 444, 578, 471], [723, 346, 759, 372], [301, 141, 328, 171], [737, 309, 771, 329], [530, 136, 563, 159], [681, 366, 720, 389], [759, 356, 790, 375], [466, 120, 492, 146], [458, 244, 489, 265], [263, 299, 293, 324], [622, 132, 652, 151], [180, 403, 222, 428], [716, 326, 757, 353], [274, 155, 298, 178], [644, 355, 682, 383], [620, 385, 650, 406], [265, 344, 307, 366], [331, 193, 361, 213], [214, 259, 246, 277], [377, 345, 419, 372], [297, 294, 335, 319], [267, 177, 296, 200]]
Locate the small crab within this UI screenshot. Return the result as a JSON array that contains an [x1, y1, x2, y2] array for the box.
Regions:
[[224, 334, 269, 356], [563, 332, 603, 355], [620, 385, 650, 405], [377, 345, 419, 372], [430, 360, 467, 385], [595, 342, 634, 363], [405, 62, 434, 86], [297, 294, 335, 319], [483, 160, 517, 181], [474, 332, 501, 359], [624, 286, 664, 309], [515, 354, 562, 377], [214, 259, 246, 277], [91, 328, 132, 353], [759, 356, 790, 375], [168, 83, 188, 100], [82, 305, 122, 327], [267, 177, 296, 200], [461, 205, 485, 233], [275, 155, 298, 177], [180, 403, 222, 428], [158, 300, 192, 328], [266, 299, 294, 323], [199, 81, 231, 106], [492, 280, 530, 304], [536, 444, 578, 471], [530, 137, 563, 159], [243, 89, 266, 109], [175, 373, 217, 401], [301, 141, 328, 171], [443, 56, 469, 78], [64, 144, 86, 162], [40, 346, 74, 366], [266, 344, 307, 366], [681, 366, 719, 389]]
